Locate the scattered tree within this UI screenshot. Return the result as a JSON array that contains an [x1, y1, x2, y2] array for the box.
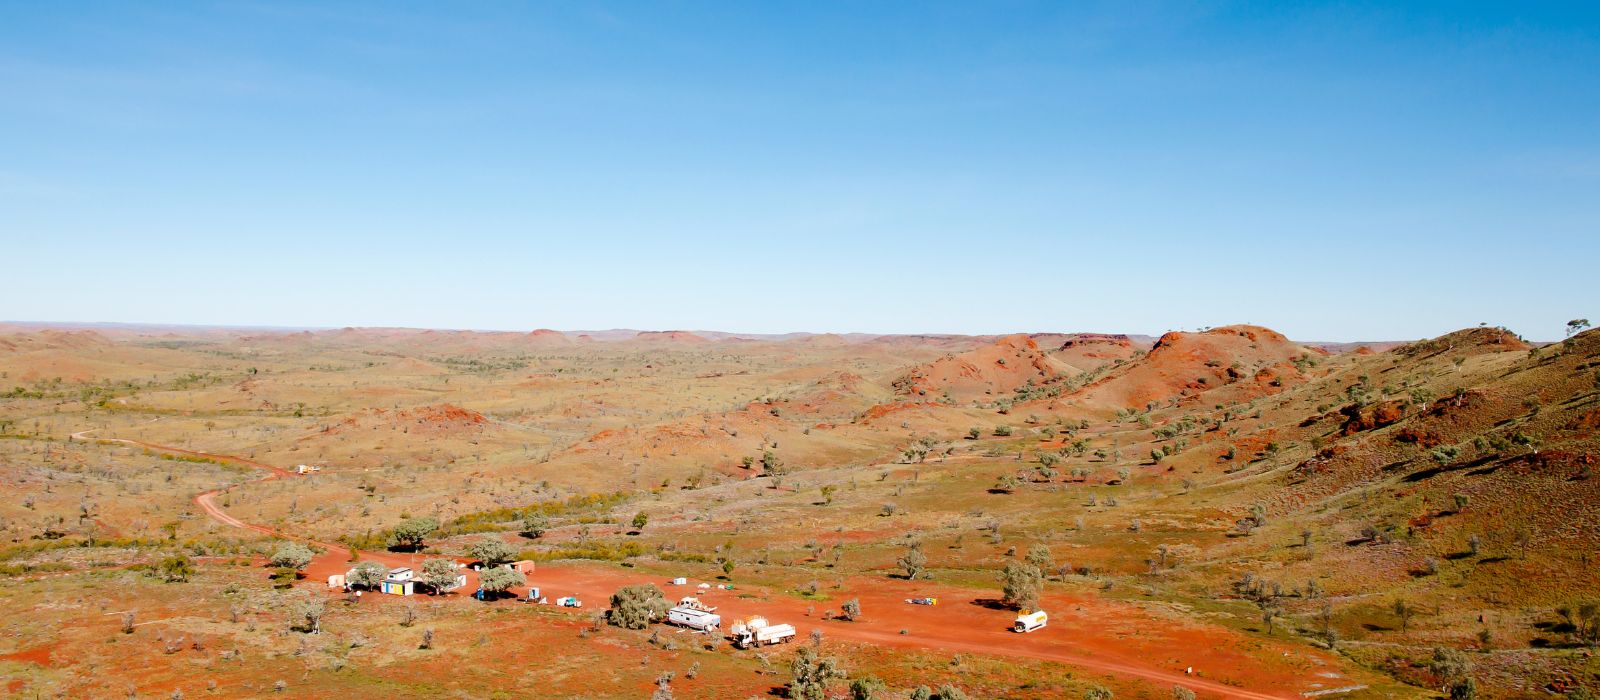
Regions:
[[1394, 599, 1415, 632], [1026, 544, 1053, 572], [841, 598, 861, 621], [157, 555, 194, 583], [608, 584, 670, 629], [391, 517, 438, 550], [477, 566, 524, 597], [898, 542, 928, 580], [470, 538, 516, 567], [848, 676, 886, 700], [788, 645, 845, 700], [1001, 560, 1044, 611], [292, 600, 324, 634], [419, 558, 459, 594], [269, 542, 314, 571], [520, 512, 549, 538], [348, 561, 389, 589]]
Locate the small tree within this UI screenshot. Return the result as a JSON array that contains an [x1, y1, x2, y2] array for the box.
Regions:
[[1025, 544, 1053, 572], [1568, 319, 1591, 338], [898, 542, 928, 580], [470, 538, 517, 567], [910, 687, 933, 700], [632, 512, 650, 531], [1394, 599, 1415, 632], [937, 686, 969, 700], [993, 474, 1022, 493], [1172, 687, 1196, 700], [841, 598, 861, 621], [391, 517, 438, 550], [1085, 686, 1113, 700], [157, 555, 194, 583], [721, 558, 736, 578], [292, 600, 324, 634], [348, 561, 389, 589], [270, 542, 314, 571], [1001, 560, 1044, 611], [478, 566, 524, 597], [848, 676, 886, 700], [967, 427, 981, 440], [762, 450, 784, 475], [419, 558, 459, 594], [521, 512, 549, 538], [994, 425, 1013, 437], [608, 584, 670, 629], [789, 645, 845, 700]]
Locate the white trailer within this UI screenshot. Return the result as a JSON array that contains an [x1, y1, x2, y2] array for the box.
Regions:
[[1012, 610, 1048, 633], [667, 606, 722, 632], [730, 616, 797, 648]]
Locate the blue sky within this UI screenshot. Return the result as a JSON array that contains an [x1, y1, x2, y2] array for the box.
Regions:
[[2, 2, 1596, 340]]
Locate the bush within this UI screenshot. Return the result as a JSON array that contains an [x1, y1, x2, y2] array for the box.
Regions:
[[608, 584, 670, 629], [157, 555, 194, 583], [348, 560, 389, 589], [478, 566, 524, 595], [1001, 560, 1043, 611], [391, 517, 438, 549], [419, 558, 459, 593], [470, 538, 516, 567], [269, 542, 314, 571]]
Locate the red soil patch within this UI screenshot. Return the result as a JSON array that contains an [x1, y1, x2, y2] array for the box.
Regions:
[[0, 644, 55, 667], [1339, 400, 1407, 436]]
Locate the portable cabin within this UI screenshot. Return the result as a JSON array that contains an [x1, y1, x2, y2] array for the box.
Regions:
[[387, 567, 414, 581], [509, 560, 537, 575], [381, 577, 415, 596], [327, 574, 346, 589]]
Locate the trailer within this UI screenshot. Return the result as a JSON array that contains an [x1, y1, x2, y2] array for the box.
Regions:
[[1012, 610, 1048, 633], [666, 606, 722, 632], [556, 596, 582, 608], [730, 616, 797, 648], [905, 597, 938, 606]]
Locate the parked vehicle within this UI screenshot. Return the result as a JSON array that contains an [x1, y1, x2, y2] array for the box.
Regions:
[[556, 596, 582, 608], [676, 596, 716, 612], [1012, 610, 1048, 633], [729, 616, 796, 648], [666, 606, 722, 632], [905, 597, 938, 606]]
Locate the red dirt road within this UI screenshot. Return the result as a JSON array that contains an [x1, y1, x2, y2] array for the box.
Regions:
[[97, 430, 1334, 699]]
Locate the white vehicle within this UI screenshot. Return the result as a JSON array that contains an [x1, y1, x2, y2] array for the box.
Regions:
[[1012, 610, 1048, 633], [667, 606, 722, 632], [676, 596, 717, 613], [730, 616, 797, 648]]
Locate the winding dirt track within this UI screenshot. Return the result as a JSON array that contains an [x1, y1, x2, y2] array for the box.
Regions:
[[79, 429, 1305, 700]]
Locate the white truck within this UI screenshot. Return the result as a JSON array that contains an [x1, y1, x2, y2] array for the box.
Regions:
[[1012, 609, 1048, 633], [730, 616, 797, 648], [666, 605, 722, 632]]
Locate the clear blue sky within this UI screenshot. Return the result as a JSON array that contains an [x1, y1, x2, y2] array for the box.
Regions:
[[2, 2, 1596, 340]]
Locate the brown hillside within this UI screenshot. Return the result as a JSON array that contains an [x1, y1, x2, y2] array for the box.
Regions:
[[1060, 324, 1317, 412], [895, 333, 1071, 403]]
